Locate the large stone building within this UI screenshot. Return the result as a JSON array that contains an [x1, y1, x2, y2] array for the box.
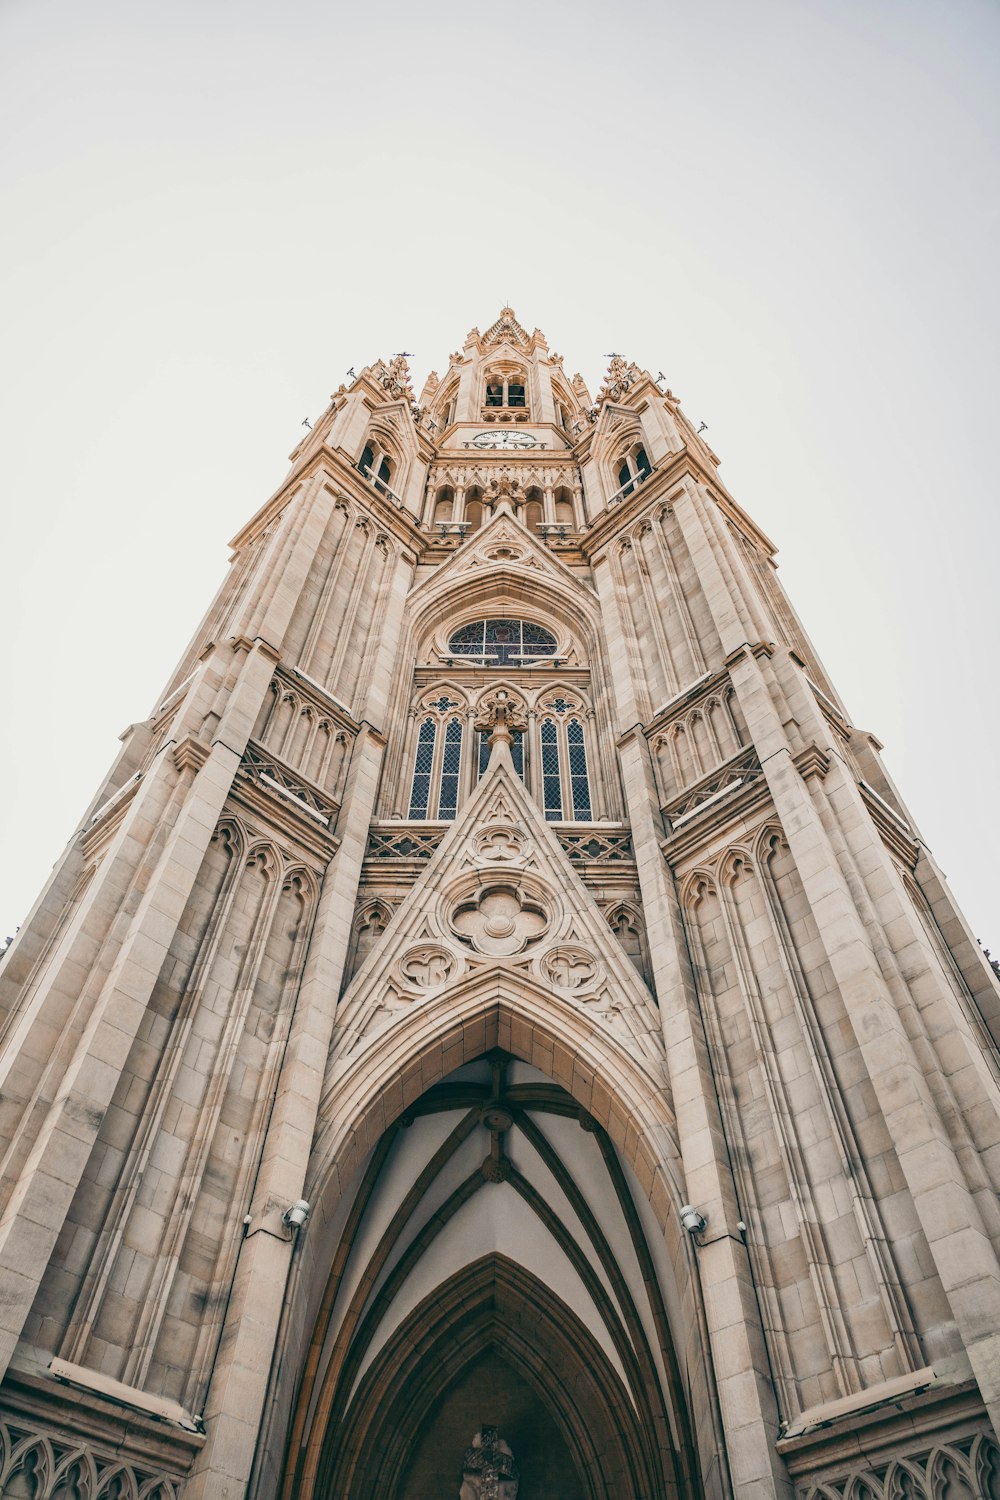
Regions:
[[1, 309, 999, 1500]]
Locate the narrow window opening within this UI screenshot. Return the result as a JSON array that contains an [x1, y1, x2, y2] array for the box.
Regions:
[[541, 718, 563, 820], [567, 717, 592, 818], [408, 718, 436, 818], [438, 717, 463, 819]]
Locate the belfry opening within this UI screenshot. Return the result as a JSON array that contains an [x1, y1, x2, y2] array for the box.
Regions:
[[2, 311, 1000, 1500]]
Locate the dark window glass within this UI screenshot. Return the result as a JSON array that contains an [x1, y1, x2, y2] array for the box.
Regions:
[[360, 443, 375, 475], [541, 718, 562, 820], [486, 382, 503, 407], [448, 620, 557, 667], [618, 460, 633, 496], [377, 456, 392, 486], [636, 446, 652, 479], [408, 718, 437, 817], [477, 730, 525, 781], [567, 717, 592, 819], [438, 717, 463, 819], [507, 383, 525, 407]]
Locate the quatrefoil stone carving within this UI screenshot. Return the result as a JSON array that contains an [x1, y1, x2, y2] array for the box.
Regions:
[[471, 824, 528, 864], [397, 944, 457, 989], [541, 946, 602, 992], [451, 885, 548, 957]]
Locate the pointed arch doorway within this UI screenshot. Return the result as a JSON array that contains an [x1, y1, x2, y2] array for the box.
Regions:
[[281, 1052, 708, 1500]]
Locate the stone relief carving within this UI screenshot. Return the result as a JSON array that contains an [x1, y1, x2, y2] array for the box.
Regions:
[[397, 944, 457, 990], [460, 1425, 519, 1500], [451, 885, 548, 957], [795, 1429, 1000, 1499], [470, 824, 530, 864], [0, 1418, 181, 1500], [474, 689, 529, 743], [540, 945, 602, 993]]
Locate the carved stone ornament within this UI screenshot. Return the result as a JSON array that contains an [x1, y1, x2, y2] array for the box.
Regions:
[[473, 689, 528, 741], [397, 944, 457, 990], [460, 1425, 519, 1500], [451, 884, 548, 957], [485, 470, 525, 509], [470, 824, 530, 864], [541, 945, 602, 992]]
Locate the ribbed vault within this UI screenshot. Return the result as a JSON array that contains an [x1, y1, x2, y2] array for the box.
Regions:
[[281, 1054, 706, 1500]]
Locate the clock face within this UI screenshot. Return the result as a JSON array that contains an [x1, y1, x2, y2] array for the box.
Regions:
[[472, 430, 537, 450]]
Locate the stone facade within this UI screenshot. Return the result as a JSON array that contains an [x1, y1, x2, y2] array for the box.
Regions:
[[1, 309, 999, 1499]]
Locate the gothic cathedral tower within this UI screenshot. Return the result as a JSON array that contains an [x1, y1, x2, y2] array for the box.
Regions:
[[2, 311, 999, 1500]]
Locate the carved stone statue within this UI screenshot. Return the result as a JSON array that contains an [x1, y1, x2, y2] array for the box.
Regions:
[[460, 1425, 519, 1500]]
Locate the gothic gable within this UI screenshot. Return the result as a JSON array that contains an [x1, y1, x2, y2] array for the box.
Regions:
[[329, 742, 665, 1071]]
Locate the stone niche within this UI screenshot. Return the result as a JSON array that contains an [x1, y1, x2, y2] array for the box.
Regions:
[[399, 1352, 584, 1500]]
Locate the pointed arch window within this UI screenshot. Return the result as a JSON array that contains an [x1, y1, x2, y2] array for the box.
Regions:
[[408, 717, 437, 818], [537, 699, 593, 821], [484, 375, 528, 410], [540, 718, 563, 819], [408, 712, 465, 819], [616, 444, 652, 498], [358, 438, 396, 496], [566, 717, 592, 818]]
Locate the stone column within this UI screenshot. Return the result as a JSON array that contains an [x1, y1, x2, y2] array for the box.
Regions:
[[593, 548, 791, 1499], [182, 724, 388, 1500]]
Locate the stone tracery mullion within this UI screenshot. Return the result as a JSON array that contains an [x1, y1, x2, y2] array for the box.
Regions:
[[122, 846, 288, 1388], [185, 869, 320, 1412], [299, 499, 352, 676], [351, 535, 395, 708], [609, 543, 652, 723], [325, 523, 376, 699], [757, 832, 923, 1373], [717, 859, 863, 1399], [634, 524, 679, 699], [652, 508, 704, 677], [681, 877, 800, 1414], [61, 822, 247, 1370]]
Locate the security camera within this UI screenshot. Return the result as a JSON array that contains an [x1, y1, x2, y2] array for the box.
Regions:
[[680, 1204, 707, 1235], [282, 1199, 312, 1231]]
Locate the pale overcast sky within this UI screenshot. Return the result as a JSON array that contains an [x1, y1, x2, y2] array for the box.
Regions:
[[1, 1, 998, 949]]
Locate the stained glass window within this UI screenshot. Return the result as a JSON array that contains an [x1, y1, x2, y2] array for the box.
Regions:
[[477, 730, 524, 780], [567, 717, 592, 819], [448, 620, 557, 667], [541, 718, 562, 820], [408, 718, 436, 818], [438, 718, 463, 820]]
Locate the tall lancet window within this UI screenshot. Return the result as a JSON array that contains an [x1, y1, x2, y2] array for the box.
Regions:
[[540, 718, 562, 819], [438, 717, 463, 818], [408, 718, 437, 818], [538, 695, 593, 821], [567, 717, 592, 818], [408, 705, 465, 819]]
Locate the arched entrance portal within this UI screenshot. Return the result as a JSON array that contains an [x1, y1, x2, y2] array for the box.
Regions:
[[329, 1255, 660, 1500], [280, 1051, 708, 1500]]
